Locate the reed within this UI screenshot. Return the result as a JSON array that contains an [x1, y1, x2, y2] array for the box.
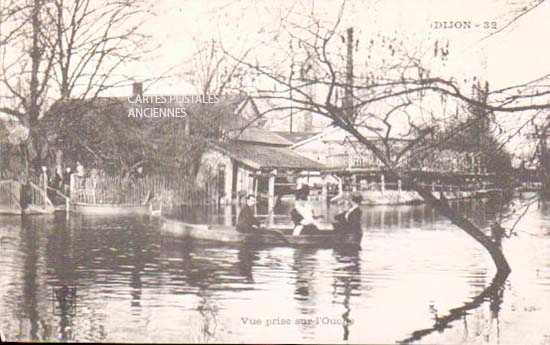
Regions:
[[71, 174, 209, 206]]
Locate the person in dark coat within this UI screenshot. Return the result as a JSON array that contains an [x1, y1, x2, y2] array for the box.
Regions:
[[334, 192, 363, 241], [63, 167, 72, 196], [236, 195, 261, 233]]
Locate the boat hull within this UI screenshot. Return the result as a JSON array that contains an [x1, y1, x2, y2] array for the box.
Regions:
[[161, 218, 360, 247], [72, 202, 150, 215], [0, 204, 55, 215]]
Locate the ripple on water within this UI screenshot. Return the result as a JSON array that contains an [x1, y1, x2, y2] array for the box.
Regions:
[[2, 200, 550, 343]]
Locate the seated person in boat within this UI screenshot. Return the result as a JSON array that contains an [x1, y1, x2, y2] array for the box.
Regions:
[[236, 194, 261, 233], [291, 186, 323, 236], [334, 192, 363, 239]]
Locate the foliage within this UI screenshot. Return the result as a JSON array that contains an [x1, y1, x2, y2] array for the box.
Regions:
[[0, 0, 151, 175], [36, 96, 243, 176]]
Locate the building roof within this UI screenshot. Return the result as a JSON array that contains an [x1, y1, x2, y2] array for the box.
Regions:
[[290, 125, 412, 149], [251, 97, 331, 132], [45, 94, 294, 147], [210, 142, 325, 170], [274, 131, 320, 144], [228, 127, 293, 146], [0, 121, 9, 142], [46, 94, 249, 126]]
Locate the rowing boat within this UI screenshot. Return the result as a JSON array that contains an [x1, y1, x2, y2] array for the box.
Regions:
[[161, 218, 361, 247]]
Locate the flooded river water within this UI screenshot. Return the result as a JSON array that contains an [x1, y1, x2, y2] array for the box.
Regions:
[[1, 197, 549, 343]]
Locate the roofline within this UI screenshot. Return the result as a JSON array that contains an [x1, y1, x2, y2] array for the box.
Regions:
[[290, 126, 340, 149], [208, 142, 326, 171], [290, 125, 417, 149], [208, 142, 261, 170], [226, 127, 294, 147], [234, 95, 252, 116], [236, 139, 291, 147]]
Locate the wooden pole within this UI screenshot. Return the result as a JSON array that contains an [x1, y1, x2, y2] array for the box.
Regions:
[[42, 168, 47, 209], [254, 174, 259, 199], [268, 170, 276, 212], [321, 173, 328, 204], [66, 194, 70, 217], [70, 173, 75, 200], [344, 27, 354, 117]]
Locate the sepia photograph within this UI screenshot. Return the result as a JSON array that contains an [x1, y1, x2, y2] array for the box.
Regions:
[[0, 0, 549, 343]]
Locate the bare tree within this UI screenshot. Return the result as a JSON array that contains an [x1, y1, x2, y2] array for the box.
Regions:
[[0, 0, 54, 175], [0, 0, 151, 175], [184, 38, 252, 96], [42, 0, 151, 100], [223, 1, 550, 276]]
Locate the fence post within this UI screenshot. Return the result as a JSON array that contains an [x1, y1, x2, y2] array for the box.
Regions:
[[398, 179, 402, 195], [66, 194, 70, 217], [70, 173, 75, 200], [42, 166, 48, 209], [381, 174, 385, 193], [268, 169, 276, 212], [321, 173, 328, 204]]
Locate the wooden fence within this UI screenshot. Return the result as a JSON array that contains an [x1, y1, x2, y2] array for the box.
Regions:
[[0, 180, 20, 209], [0, 176, 52, 210], [71, 174, 212, 206], [345, 181, 496, 193]]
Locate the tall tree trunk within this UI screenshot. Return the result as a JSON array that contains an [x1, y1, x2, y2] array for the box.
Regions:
[[413, 184, 511, 275], [29, 0, 42, 123], [22, 0, 44, 176], [342, 123, 512, 275]]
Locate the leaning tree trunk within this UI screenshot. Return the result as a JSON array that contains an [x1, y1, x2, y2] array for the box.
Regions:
[[342, 124, 512, 276], [413, 182, 511, 275]]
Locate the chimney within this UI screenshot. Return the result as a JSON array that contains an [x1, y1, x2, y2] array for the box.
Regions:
[[343, 27, 354, 118], [132, 82, 143, 98], [303, 111, 312, 132]]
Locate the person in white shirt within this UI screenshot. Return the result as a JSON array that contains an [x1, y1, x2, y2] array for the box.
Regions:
[[290, 186, 322, 236]]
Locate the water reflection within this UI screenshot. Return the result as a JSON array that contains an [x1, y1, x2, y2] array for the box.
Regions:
[[168, 197, 510, 232], [331, 247, 362, 341], [237, 245, 259, 283], [291, 247, 320, 324], [21, 217, 41, 340], [1, 198, 549, 343], [398, 271, 507, 344]]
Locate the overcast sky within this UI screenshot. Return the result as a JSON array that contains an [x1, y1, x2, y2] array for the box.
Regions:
[[119, 0, 550, 95]]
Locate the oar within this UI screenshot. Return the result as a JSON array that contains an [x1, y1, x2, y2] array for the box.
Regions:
[[260, 195, 289, 244], [262, 195, 279, 227]]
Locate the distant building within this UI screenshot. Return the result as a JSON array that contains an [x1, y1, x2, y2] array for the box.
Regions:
[[289, 126, 389, 171], [197, 138, 324, 204], [252, 97, 331, 133], [285, 125, 492, 190], [41, 82, 265, 170]]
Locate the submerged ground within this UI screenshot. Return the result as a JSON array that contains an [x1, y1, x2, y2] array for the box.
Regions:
[[0, 196, 549, 343]]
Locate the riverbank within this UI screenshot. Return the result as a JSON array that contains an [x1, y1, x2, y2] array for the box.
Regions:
[[329, 189, 499, 206]]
